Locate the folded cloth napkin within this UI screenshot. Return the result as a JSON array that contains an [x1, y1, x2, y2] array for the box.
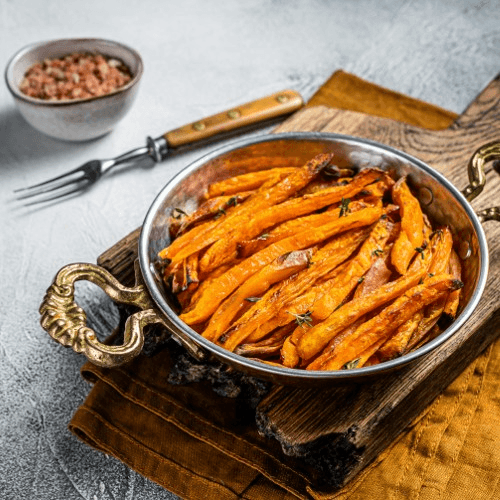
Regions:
[[70, 70, 500, 500]]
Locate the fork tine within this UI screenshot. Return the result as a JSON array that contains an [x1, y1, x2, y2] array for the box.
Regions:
[[22, 182, 88, 206], [13, 166, 85, 194], [15, 173, 86, 201]]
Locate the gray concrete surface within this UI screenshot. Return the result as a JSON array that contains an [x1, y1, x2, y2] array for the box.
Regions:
[[1, 1, 500, 498]]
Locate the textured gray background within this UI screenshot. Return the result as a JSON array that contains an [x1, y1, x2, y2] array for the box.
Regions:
[[1, 1, 500, 499]]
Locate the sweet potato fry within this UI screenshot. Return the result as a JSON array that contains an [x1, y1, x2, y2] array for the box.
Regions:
[[318, 275, 463, 371], [243, 223, 395, 349], [442, 249, 462, 321], [377, 310, 424, 361], [299, 176, 353, 195], [180, 206, 381, 326], [215, 227, 371, 351], [427, 227, 454, 275], [187, 261, 240, 305], [391, 177, 424, 274], [391, 231, 415, 275], [236, 342, 282, 358], [405, 295, 448, 352], [170, 191, 254, 237], [235, 323, 295, 357], [206, 166, 299, 198], [202, 248, 313, 341], [344, 336, 388, 370], [281, 335, 302, 368], [390, 227, 455, 352], [306, 255, 393, 370], [199, 167, 388, 273], [163, 153, 335, 268], [411, 324, 442, 351], [297, 249, 433, 362], [355, 255, 393, 296], [253, 259, 355, 361], [237, 196, 380, 258], [311, 217, 397, 320], [375, 226, 455, 359], [299, 221, 438, 363]]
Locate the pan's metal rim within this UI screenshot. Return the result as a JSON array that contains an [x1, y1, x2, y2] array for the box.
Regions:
[[139, 131, 489, 381]]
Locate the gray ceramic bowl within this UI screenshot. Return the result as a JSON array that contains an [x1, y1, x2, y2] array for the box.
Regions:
[[4, 38, 143, 141]]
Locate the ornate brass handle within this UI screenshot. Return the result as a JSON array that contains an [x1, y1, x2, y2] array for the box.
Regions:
[[462, 141, 500, 222], [40, 260, 205, 367]]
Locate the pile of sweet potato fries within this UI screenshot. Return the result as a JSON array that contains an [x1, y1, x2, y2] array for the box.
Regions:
[[159, 153, 463, 370]]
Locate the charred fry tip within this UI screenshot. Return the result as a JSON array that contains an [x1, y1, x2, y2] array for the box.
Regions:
[[339, 197, 351, 217], [438, 312, 455, 330], [218, 333, 228, 344], [451, 279, 464, 290], [323, 166, 357, 179]]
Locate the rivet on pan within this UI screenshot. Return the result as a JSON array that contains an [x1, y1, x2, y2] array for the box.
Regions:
[[193, 122, 205, 131], [227, 110, 241, 119], [458, 240, 472, 260], [276, 94, 289, 103], [418, 186, 434, 206]]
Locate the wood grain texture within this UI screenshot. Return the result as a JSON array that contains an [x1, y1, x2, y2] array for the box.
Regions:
[[164, 90, 304, 147], [97, 74, 500, 490]]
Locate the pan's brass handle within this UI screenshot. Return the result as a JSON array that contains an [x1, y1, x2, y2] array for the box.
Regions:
[[39, 260, 205, 367], [463, 141, 500, 222]]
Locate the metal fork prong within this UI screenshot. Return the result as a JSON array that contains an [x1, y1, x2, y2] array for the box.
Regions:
[[22, 182, 89, 207], [15, 172, 87, 201], [13, 166, 86, 194]]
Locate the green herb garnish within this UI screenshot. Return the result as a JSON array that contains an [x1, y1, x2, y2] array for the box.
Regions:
[[289, 310, 313, 328], [226, 196, 239, 207], [339, 197, 351, 217], [214, 207, 227, 219], [415, 245, 427, 259]]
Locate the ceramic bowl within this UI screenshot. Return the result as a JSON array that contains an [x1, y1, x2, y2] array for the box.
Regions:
[[4, 38, 143, 141]]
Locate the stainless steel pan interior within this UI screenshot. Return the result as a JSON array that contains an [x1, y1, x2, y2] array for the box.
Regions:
[[41, 132, 500, 386], [137, 132, 489, 384]]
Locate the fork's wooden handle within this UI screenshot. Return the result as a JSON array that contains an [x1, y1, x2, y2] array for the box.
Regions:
[[163, 90, 304, 148]]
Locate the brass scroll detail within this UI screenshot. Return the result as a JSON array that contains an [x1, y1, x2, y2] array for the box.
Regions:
[[462, 141, 500, 202], [39, 261, 164, 367], [462, 141, 500, 224]]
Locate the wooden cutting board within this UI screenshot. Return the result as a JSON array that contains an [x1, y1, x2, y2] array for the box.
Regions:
[[97, 74, 500, 490]]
